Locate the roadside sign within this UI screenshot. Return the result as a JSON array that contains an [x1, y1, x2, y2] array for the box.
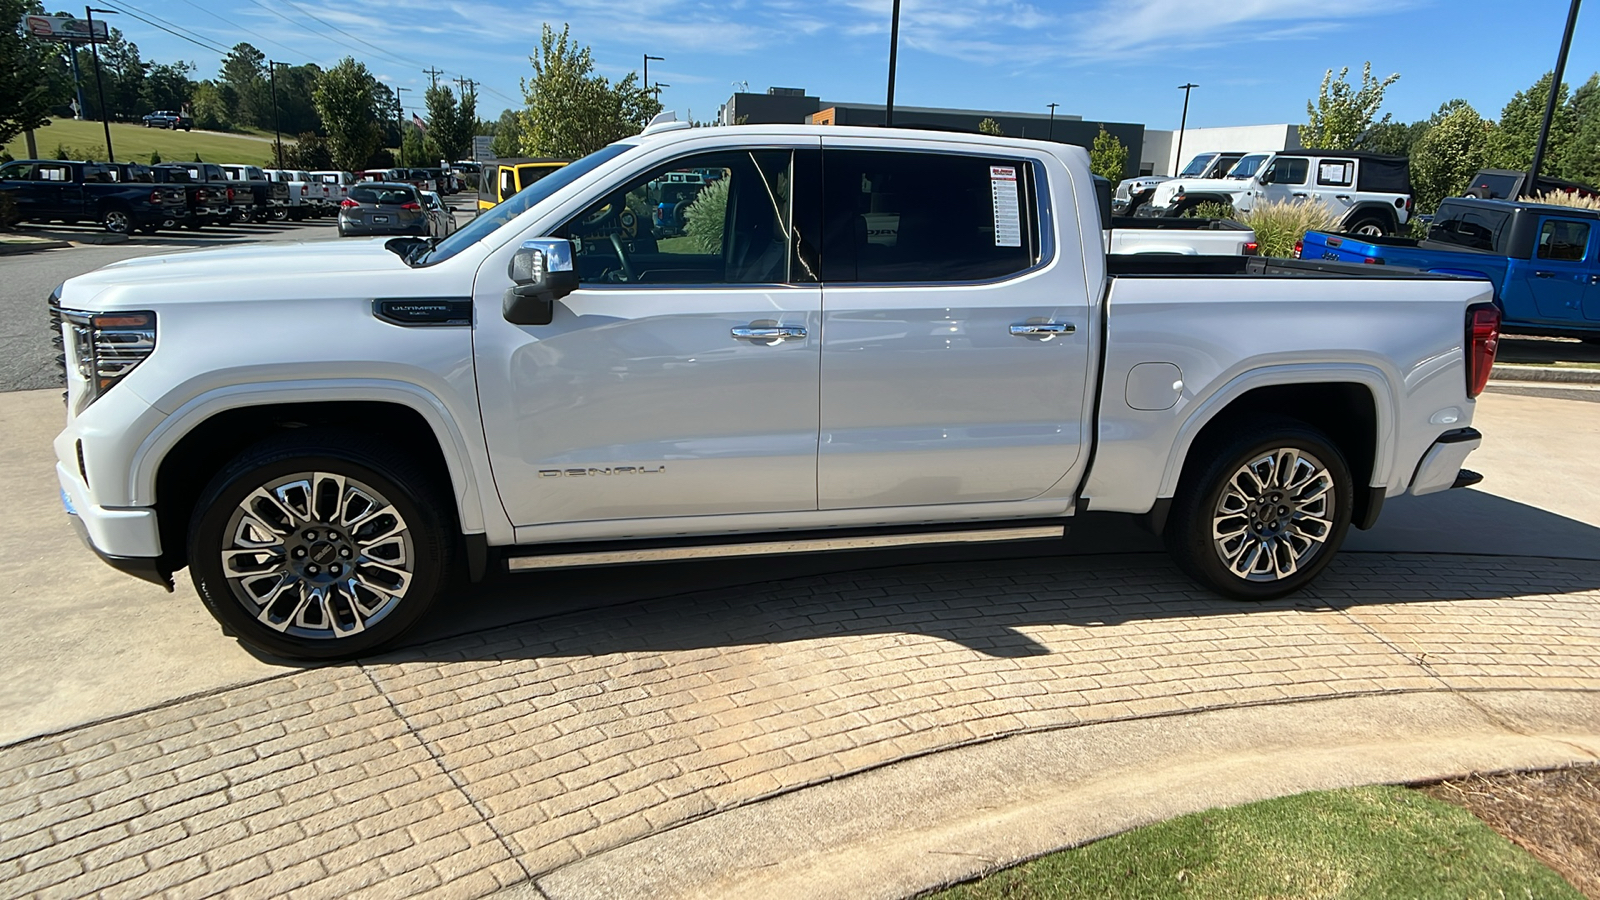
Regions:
[[20, 15, 108, 43], [473, 136, 493, 161]]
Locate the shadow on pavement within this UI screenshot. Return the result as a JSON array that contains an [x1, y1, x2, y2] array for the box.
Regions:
[[282, 487, 1600, 667], [1496, 335, 1600, 366]]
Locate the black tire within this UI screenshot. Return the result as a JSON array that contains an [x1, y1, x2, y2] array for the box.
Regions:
[[187, 431, 452, 660], [1164, 420, 1354, 602], [1345, 215, 1390, 237], [101, 205, 132, 234]]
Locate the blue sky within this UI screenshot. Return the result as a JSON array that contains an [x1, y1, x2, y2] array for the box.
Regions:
[[98, 0, 1600, 133]]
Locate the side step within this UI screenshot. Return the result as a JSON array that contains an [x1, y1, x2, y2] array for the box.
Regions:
[[505, 524, 1066, 572]]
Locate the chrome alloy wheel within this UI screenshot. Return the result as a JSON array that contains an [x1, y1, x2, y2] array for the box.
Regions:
[[220, 472, 414, 639], [1211, 448, 1336, 582]]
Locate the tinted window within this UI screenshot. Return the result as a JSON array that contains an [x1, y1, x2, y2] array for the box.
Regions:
[[1427, 204, 1511, 252], [0, 163, 33, 180], [350, 185, 417, 205], [1317, 160, 1355, 187], [560, 149, 799, 286], [1267, 158, 1308, 185], [1469, 172, 1519, 199], [1537, 219, 1591, 261], [1179, 153, 1217, 177], [821, 150, 1039, 284]]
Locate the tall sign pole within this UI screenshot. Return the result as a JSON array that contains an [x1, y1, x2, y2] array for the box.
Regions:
[[268, 61, 285, 169], [1527, 0, 1583, 198], [885, 0, 901, 127], [1046, 102, 1059, 141], [643, 54, 663, 94], [85, 7, 117, 162], [1175, 83, 1199, 175]]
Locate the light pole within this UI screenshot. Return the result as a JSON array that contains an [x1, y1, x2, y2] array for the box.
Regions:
[[394, 86, 412, 165], [885, 0, 901, 126], [268, 60, 289, 169], [85, 6, 118, 162], [1175, 83, 1199, 175], [644, 54, 663, 93], [1046, 102, 1059, 141], [1527, 0, 1583, 198]]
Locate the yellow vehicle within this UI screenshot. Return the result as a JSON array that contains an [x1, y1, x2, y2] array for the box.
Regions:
[[477, 158, 569, 211]]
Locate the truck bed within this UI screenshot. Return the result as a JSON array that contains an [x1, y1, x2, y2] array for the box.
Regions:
[[1107, 254, 1460, 279]]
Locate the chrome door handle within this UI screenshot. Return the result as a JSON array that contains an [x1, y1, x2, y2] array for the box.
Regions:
[[1010, 322, 1075, 337], [1535, 271, 1556, 279], [731, 325, 807, 343]]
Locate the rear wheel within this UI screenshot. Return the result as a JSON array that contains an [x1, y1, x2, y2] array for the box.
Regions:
[[101, 207, 132, 234], [187, 432, 450, 660], [1165, 421, 1353, 601], [1346, 215, 1390, 237]]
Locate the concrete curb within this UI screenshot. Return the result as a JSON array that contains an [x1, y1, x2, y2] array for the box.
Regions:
[[0, 238, 72, 255], [1492, 363, 1600, 385], [530, 690, 1600, 900]]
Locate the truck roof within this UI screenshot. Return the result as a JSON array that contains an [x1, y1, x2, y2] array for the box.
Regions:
[[1444, 195, 1600, 220], [631, 121, 1093, 159]]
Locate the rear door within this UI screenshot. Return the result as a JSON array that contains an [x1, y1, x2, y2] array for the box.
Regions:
[[1526, 216, 1593, 321], [814, 142, 1092, 509], [1311, 157, 1358, 218]]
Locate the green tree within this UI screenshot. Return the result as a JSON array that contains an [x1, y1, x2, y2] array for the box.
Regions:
[[313, 57, 381, 171], [1497, 72, 1576, 174], [190, 81, 232, 131], [274, 64, 324, 136], [1411, 104, 1499, 215], [0, 0, 56, 144], [400, 123, 424, 167], [684, 178, 729, 253], [424, 84, 471, 163], [1361, 119, 1428, 156], [1089, 127, 1128, 181], [1562, 74, 1600, 186], [490, 107, 523, 158], [1302, 62, 1400, 149], [140, 60, 195, 114], [220, 43, 269, 129], [977, 117, 1004, 136], [283, 131, 332, 170], [517, 24, 661, 158]]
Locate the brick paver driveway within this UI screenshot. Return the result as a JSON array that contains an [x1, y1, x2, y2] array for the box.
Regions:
[[3, 549, 1598, 899]]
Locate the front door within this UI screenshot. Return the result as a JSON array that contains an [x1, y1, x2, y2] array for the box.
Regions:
[[1525, 216, 1592, 322], [474, 145, 825, 527], [815, 145, 1092, 510]]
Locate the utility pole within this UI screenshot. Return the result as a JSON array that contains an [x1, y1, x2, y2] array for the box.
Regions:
[[422, 66, 444, 90], [643, 54, 663, 93], [885, 0, 901, 127], [85, 7, 118, 162], [1175, 83, 1199, 175], [1527, 0, 1583, 198], [268, 60, 288, 169], [453, 75, 477, 102], [1046, 102, 1059, 142]]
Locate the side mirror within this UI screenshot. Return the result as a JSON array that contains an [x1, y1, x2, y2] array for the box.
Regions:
[[504, 238, 578, 326]]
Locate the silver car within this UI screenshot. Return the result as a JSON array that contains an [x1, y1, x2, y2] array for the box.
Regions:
[[420, 191, 457, 237]]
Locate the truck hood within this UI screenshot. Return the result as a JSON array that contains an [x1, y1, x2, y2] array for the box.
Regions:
[[73, 238, 405, 289], [1152, 177, 1251, 206]]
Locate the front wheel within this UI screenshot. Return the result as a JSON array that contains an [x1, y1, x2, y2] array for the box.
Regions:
[[187, 433, 451, 659], [1164, 422, 1353, 601]]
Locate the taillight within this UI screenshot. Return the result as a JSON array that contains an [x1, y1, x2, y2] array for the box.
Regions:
[[1243, 241, 1259, 256], [226, 187, 234, 200], [1362, 257, 1383, 265], [341, 198, 358, 208], [195, 189, 206, 201], [149, 190, 161, 203], [1465, 305, 1500, 399], [1292, 240, 1303, 258], [400, 202, 421, 211]]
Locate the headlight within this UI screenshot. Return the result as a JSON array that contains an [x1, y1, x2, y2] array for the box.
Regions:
[[61, 308, 156, 404]]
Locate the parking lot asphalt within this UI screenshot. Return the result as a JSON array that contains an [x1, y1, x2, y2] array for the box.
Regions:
[[2, 389, 1598, 899]]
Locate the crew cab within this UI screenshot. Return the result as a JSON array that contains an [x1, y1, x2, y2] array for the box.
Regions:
[[1300, 196, 1600, 340], [1149, 150, 1414, 235], [142, 110, 192, 131], [0, 159, 185, 234], [178, 162, 253, 224], [221, 164, 290, 222], [50, 119, 1499, 659], [311, 170, 358, 206]]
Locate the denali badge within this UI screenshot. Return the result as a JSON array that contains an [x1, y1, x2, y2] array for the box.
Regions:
[[539, 466, 666, 478]]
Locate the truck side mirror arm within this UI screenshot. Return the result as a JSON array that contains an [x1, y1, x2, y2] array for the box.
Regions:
[[503, 238, 578, 326]]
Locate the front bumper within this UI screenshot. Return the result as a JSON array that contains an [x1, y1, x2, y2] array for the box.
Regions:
[[57, 461, 170, 588], [1409, 427, 1482, 496]]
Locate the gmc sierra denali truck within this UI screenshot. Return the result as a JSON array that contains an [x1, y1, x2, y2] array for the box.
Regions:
[[51, 118, 1499, 659]]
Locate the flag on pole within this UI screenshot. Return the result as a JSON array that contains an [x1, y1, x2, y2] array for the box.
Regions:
[[411, 113, 427, 132]]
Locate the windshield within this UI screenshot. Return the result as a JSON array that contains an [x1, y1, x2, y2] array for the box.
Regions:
[[1228, 155, 1269, 179], [419, 142, 635, 266], [1178, 153, 1217, 178]]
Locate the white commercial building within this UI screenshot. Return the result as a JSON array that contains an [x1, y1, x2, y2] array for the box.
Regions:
[[1140, 124, 1302, 176]]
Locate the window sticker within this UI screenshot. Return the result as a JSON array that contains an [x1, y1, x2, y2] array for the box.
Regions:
[[990, 165, 1022, 247]]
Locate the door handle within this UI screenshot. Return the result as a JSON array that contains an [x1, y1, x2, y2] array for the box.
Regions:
[[1292, 192, 1309, 199], [1535, 272, 1556, 279], [1010, 322, 1075, 337], [731, 325, 806, 343], [1588, 275, 1600, 285], [1335, 194, 1352, 201]]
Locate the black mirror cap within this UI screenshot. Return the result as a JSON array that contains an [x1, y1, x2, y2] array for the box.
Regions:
[[503, 271, 577, 326]]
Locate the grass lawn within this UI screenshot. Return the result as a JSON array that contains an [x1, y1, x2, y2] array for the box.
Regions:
[[5, 118, 280, 166], [926, 786, 1583, 900]]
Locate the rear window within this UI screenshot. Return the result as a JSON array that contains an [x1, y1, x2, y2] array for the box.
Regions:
[[1428, 203, 1512, 252], [350, 185, 417, 205], [1537, 219, 1591, 261], [1316, 160, 1355, 187], [1467, 172, 1519, 199]]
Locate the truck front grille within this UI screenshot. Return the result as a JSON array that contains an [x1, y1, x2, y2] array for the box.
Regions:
[[47, 291, 66, 402]]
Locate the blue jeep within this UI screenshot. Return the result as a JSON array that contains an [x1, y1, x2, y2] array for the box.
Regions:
[[1298, 197, 1600, 340]]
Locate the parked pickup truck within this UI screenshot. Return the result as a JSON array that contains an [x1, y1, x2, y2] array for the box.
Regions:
[[1109, 214, 1258, 256], [264, 169, 328, 220], [51, 119, 1499, 659], [221, 164, 290, 222], [142, 110, 192, 131], [153, 163, 229, 228], [0, 159, 186, 234], [1300, 196, 1600, 340], [177, 162, 254, 224], [1149, 150, 1414, 236]]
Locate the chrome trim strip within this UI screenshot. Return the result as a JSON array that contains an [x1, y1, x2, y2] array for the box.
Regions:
[[505, 525, 1065, 571]]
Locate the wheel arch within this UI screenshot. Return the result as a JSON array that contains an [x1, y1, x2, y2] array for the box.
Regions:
[[1341, 202, 1400, 233], [1153, 367, 1394, 533], [135, 382, 504, 571]]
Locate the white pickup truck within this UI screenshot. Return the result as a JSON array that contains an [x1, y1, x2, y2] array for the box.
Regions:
[[51, 119, 1499, 659]]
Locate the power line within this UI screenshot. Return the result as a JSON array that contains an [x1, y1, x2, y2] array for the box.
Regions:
[[97, 0, 232, 56], [168, 0, 319, 63]]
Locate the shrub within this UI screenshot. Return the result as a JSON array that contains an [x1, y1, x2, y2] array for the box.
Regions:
[[684, 178, 729, 253], [148, 149, 161, 165], [1530, 190, 1600, 211], [1183, 201, 1236, 220], [1239, 199, 1340, 258], [53, 144, 106, 162]]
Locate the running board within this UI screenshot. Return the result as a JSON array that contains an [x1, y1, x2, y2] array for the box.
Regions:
[[504, 525, 1066, 571]]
